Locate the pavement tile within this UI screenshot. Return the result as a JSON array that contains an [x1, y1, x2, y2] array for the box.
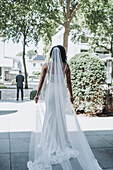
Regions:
[[95, 130, 113, 135], [0, 132, 9, 139], [92, 147, 113, 169], [84, 130, 98, 136], [86, 135, 112, 149], [0, 139, 9, 153], [10, 132, 31, 139], [100, 134, 113, 146], [11, 152, 28, 170], [52, 158, 83, 170], [52, 164, 63, 170], [10, 138, 30, 153], [0, 153, 10, 170], [70, 158, 83, 170]]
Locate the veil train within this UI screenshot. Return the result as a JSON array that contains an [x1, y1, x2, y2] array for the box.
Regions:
[[27, 47, 102, 170]]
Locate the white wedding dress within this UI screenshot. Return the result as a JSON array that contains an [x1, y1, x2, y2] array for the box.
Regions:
[[27, 48, 102, 170]]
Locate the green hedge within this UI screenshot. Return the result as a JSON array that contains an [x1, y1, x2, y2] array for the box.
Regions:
[[69, 52, 106, 115], [30, 90, 37, 100]]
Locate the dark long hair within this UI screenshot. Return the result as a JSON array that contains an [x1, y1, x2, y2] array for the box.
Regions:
[[50, 45, 67, 63]]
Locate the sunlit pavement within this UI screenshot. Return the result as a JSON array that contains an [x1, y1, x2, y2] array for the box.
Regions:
[[0, 100, 113, 170]]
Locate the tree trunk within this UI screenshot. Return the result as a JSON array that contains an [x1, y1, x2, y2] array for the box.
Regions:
[[110, 40, 113, 81], [22, 35, 28, 89], [63, 0, 71, 54], [63, 22, 70, 54]]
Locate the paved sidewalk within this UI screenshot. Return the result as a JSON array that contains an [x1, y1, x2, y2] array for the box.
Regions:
[[0, 82, 37, 101], [0, 100, 113, 170], [0, 88, 31, 101], [0, 100, 113, 132], [0, 130, 113, 170]]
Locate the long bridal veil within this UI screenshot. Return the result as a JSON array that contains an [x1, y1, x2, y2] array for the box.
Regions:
[[27, 47, 102, 170]]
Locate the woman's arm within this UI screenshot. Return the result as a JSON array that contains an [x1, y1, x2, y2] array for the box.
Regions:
[[35, 63, 48, 103], [65, 65, 74, 103]]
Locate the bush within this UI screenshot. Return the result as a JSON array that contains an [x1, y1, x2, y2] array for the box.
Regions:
[[11, 79, 16, 85], [69, 52, 106, 115], [30, 90, 37, 100], [29, 72, 41, 79]]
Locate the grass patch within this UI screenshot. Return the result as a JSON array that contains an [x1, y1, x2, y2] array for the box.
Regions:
[[0, 86, 16, 89]]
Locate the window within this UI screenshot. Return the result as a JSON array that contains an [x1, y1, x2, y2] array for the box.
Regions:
[[33, 63, 36, 67], [81, 49, 88, 52]]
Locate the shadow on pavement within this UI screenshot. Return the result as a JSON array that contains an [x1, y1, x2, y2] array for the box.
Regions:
[[0, 110, 18, 116]]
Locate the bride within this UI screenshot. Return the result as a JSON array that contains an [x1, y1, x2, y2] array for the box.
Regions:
[[27, 45, 102, 170]]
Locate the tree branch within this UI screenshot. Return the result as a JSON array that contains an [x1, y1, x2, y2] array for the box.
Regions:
[[42, 3, 64, 26], [66, 0, 70, 19], [59, 0, 66, 17], [95, 43, 110, 52], [25, 26, 29, 36], [69, 3, 80, 22], [70, 2, 78, 15], [49, 13, 64, 26]]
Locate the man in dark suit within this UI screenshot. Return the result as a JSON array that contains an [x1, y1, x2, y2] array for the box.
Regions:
[[16, 70, 24, 100]]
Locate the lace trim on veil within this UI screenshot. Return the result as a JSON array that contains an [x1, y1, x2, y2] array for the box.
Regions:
[[27, 147, 79, 170]]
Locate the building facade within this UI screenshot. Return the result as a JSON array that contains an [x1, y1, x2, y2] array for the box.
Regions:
[[0, 57, 21, 82], [27, 55, 45, 77]]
